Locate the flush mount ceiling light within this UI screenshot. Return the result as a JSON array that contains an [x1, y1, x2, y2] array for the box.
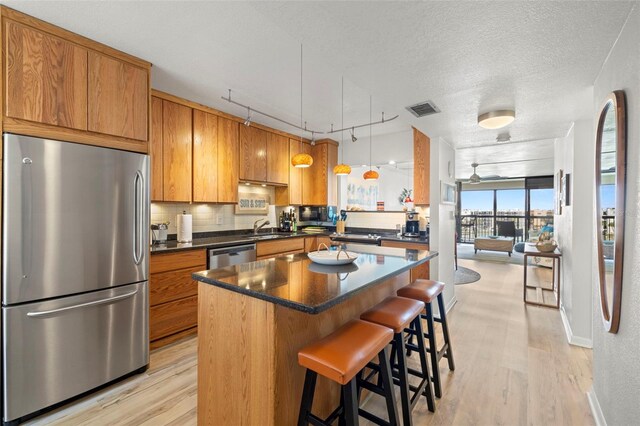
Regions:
[[478, 110, 515, 129], [333, 77, 352, 176], [363, 95, 379, 181]]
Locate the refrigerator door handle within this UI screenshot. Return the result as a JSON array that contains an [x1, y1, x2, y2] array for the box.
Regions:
[[26, 289, 139, 318], [133, 170, 143, 265]]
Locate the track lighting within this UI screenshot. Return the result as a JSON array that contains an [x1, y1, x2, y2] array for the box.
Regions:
[[351, 128, 357, 142], [243, 107, 252, 127]]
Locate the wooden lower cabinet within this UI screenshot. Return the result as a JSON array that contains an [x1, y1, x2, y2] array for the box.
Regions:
[[380, 240, 430, 281], [256, 238, 305, 259], [150, 249, 206, 349]]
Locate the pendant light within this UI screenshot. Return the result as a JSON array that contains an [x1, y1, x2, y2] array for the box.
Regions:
[[333, 76, 352, 176], [363, 95, 379, 181], [291, 44, 314, 168]]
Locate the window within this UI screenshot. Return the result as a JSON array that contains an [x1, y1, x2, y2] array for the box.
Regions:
[[496, 189, 525, 216]]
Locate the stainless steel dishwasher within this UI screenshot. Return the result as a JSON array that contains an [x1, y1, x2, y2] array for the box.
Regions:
[[208, 244, 257, 269]]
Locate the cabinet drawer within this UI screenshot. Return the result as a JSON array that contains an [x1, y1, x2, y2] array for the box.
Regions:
[[150, 266, 202, 306], [380, 240, 429, 250], [256, 238, 305, 258], [150, 249, 206, 274], [150, 295, 197, 341]]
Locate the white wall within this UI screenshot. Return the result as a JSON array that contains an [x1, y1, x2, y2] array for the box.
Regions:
[[429, 137, 457, 311], [591, 4, 640, 424], [554, 120, 594, 347], [341, 130, 413, 167]]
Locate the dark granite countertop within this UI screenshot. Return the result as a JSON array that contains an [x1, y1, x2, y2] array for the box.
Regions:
[[151, 230, 428, 254], [192, 243, 438, 314], [150, 232, 325, 254]]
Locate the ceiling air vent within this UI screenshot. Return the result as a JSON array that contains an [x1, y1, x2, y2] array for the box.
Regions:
[[406, 100, 440, 118]]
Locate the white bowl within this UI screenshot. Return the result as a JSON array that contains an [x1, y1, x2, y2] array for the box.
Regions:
[[307, 250, 358, 265]]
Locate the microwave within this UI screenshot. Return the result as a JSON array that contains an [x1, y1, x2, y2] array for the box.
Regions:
[[299, 206, 335, 222]]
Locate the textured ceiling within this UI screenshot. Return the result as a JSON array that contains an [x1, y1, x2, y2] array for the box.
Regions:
[[6, 1, 633, 177]]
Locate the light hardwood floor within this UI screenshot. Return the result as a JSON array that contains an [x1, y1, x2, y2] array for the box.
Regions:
[[27, 259, 593, 426]]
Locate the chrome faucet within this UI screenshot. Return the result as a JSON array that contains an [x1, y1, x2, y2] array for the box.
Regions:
[[253, 219, 270, 235]]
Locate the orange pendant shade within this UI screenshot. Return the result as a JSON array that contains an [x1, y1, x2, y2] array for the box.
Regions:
[[363, 169, 379, 180], [333, 164, 352, 175], [291, 153, 313, 168]]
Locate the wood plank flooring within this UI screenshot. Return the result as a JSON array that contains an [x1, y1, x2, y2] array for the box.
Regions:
[[26, 259, 593, 426]]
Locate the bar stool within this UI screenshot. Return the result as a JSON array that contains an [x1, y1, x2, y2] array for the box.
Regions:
[[297, 320, 399, 426], [360, 297, 436, 425], [397, 279, 455, 399]]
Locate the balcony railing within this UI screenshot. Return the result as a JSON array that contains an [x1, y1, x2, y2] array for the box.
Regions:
[[458, 214, 554, 243], [601, 215, 615, 242]]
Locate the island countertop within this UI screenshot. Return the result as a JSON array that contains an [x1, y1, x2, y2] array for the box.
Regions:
[[192, 244, 438, 314]]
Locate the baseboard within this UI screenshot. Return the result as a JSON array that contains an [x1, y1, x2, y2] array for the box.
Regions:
[[445, 295, 458, 314], [560, 305, 593, 348], [587, 387, 607, 426]]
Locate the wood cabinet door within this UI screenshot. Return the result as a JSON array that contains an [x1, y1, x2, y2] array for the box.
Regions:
[[150, 96, 163, 201], [217, 117, 239, 203], [413, 128, 430, 205], [162, 99, 192, 202], [193, 110, 218, 202], [239, 126, 267, 182], [288, 139, 303, 205], [88, 51, 148, 141], [267, 133, 289, 184], [301, 142, 316, 205], [5, 20, 87, 130], [303, 143, 327, 205]]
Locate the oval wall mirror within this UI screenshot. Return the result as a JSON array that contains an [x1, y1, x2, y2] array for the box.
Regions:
[[595, 90, 626, 333]]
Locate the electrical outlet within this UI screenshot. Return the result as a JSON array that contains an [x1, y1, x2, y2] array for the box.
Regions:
[[216, 215, 223, 225]]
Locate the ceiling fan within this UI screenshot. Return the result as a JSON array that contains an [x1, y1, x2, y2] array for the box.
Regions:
[[466, 163, 505, 184]]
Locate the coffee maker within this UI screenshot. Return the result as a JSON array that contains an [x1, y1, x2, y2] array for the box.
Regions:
[[403, 211, 420, 237]]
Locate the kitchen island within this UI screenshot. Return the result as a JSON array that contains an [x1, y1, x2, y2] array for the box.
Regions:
[[193, 244, 438, 425]]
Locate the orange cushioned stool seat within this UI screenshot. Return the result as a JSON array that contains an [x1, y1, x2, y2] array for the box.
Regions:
[[360, 296, 425, 333], [297, 320, 399, 426], [396, 279, 445, 303], [298, 320, 393, 385], [397, 279, 455, 399], [360, 297, 435, 425]]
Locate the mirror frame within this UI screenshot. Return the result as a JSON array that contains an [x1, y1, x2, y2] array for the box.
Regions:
[[595, 90, 626, 334]]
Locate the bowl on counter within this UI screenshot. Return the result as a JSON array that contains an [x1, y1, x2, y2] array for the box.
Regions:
[[307, 249, 358, 265]]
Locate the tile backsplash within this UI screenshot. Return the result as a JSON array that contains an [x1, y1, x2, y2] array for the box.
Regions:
[[151, 186, 290, 235]]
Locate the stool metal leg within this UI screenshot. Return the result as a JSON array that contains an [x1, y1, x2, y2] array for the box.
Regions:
[[424, 303, 442, 398], [298, 369, 318, 426], [437, 293, 455, 371], [394, 332, 413, 426], [378, 346, 399, 426], [343, 378, 359, 426], [413, 317, 436, 412]]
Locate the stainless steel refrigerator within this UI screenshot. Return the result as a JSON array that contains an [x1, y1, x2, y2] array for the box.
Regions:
[[1, 134, 149, 424]]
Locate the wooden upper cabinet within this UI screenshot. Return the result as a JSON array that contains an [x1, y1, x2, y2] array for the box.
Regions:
[[88, 51, 148, 141], [217, 117, 239, 203], [193, 110, 219, 203], [301, 142, 315, 205], [5, 20, 87, 130], [239, 126, 267, 182], [150, 96, 163, 201], [413, 127, 430, 205], [162, 100, 192, 202], [288, 138, 303, 204], [267, 133, 289, 184]]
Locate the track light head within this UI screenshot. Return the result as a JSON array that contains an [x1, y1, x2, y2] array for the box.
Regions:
[[350, 128, 357, 142], [244, 107, 252, 126]]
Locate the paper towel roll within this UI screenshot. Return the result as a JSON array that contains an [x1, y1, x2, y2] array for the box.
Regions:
[[177, 212, 193, 243]]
